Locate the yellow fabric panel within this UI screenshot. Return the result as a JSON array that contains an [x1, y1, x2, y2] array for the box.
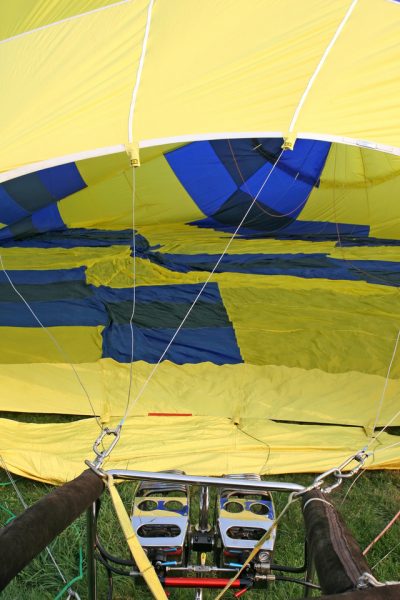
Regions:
[[138, 220, 400, 261], [328, 245, 400, 264], [75, 151, 130, 187], [0, 357, 397, 431], [85, 249, 134, 288], [99, 359, 400, 431], [133, 1, 352, 144], [294, 0, 400, 151], [66, 144, 400, 236], [0, 415, 398, 485], [142, 221, 400, 263], [0, 362, 104, 416], [138, 223, 338, 256], [299, 144, 400, 239], [75, 145, 182, 188], [3, 1, 400, 177], [84, 244, 400, 299], [219, 280, 400, 377], [0, 245, 130, 271], [59, 172, 133, 230], [139, 143, 186, 165], [0, 0, 120, 40], [135, 155, 205, 226], [0, 326, 103, 363], [86, 250, 212, 289], [62, 154, 204, 230], [318, 145, 400, 189], [0, 0, 148, 174]]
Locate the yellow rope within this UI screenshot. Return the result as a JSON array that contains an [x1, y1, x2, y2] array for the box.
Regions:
[[107, 475, 168, 600]]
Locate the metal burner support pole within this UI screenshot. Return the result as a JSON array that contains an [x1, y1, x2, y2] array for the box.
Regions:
[[106, 470, 304, 494]]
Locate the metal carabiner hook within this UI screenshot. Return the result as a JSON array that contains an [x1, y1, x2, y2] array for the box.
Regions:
[[92, 426, 121, 469]]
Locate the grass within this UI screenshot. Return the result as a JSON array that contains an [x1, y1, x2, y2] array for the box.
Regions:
[[0, 413, 399, 599], [0, 465, 399, 600]]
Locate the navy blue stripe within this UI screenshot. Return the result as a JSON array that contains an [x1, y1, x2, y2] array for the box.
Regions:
[[166, 139, 330, 226], [0, 299, 107, 327], [0, 281, 93, 301], [242, 164, 312, 218], [96, 282, 222, 304], [2, 227, 394, 252], [37, 163, 86, 200], [190, 216, 370, 239], [2, 173, 54, 212], [0, 187, 29, 224], [106, 300, 231, 328], [102, 324, 242, 364], [210, 138, 276, 186], [191, 189, 294, 232], [0, 204, 66, 242], [210, 138, 330, 188], [6, 216, 39, 241], [0, 268, 85, 285], [0, 163, 86, 220], [147, 251, 400, 286], [165, 141, 237, 216], [31, 203, 66, 233], [0, 228, 141, 248], [273, 221, 370, 238]]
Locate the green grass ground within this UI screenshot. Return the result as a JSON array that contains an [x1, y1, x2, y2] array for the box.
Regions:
[[0, 413, 399, 599], [1, 466, 399, 600]]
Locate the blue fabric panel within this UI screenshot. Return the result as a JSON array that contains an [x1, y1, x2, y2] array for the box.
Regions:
[[0, 268, 86, 285], [0, 228, 142, 248], [190, 212, 370, 239], [174, 138, 331, 234], [2, 173, 54, 212], [0, 299, 108, 327], [0, 281, 92, 302], [210, 139, 271, 186], [277, 139, 330, 186], [102, 324, 243, 364], [274, 221, 370, 238], [37, 162, 87, 200], [242, 163, 312, 217], [337, 237, 400, 247], [0, 186, 29, 224], [7, 216, 38, 241], [190, 188, 293, 233], [96, 282, 222, 305], [165, 141, 237, 215], [31, 203, 66, 233], [188, 214, 275, 236], [99, 282, 242, 364], [147, 251, 400, 286]]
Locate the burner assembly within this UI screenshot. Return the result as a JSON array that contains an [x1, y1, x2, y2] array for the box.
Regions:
[[91, 470, 310, 596], [216, 474, 276, 572], [131, 473, 190, 567]]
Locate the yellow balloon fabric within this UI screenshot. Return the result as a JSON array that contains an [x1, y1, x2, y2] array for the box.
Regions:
[[1, 0, 400, 179], [0, 139, 399, 483], [0, 2, 400, 484]]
